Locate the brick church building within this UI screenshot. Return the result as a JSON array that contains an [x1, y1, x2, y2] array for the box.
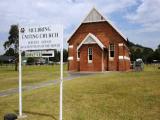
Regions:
[[67, 8, 131, 71]]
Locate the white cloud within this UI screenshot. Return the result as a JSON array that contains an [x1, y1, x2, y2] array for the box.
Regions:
[[0, 0, 159, 53], [0, 0, 89, 31], [97, 0, 137, 14], [126, 0, 160, 32], [0, 0, 137, 32], [0, 0, 138, 44]]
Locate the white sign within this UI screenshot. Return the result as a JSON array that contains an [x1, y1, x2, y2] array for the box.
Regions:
[[19, 25, 63, 51], [25, 50, 55, 57], [18, 24, 64, 120]]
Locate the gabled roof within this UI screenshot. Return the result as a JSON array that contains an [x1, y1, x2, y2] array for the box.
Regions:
[[77, 33, 105, 50], [68, 7, 127, 42], [83, 7, 105, 23]]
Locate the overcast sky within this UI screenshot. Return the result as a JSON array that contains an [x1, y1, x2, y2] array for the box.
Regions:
[[0, 0, 160, 54]]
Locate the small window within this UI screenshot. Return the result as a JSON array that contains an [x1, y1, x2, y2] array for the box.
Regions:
[[88, 47, 93, 63], [77, 50, 80, 61], [109, 44, 114, 58], [78, 51, 80, 58]]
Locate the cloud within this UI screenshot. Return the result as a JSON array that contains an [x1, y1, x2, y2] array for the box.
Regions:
[[0, 0, 89, 30], [97, 0, 137, 14], [0, 0, 137, 32], [126, 0, 160, 32], [0, 0, 159, 54], [0, 0, 138, 44]]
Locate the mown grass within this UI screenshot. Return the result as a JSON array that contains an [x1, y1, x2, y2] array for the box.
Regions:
[[0, 65, 160, 120], [0, 64, 68, 91]]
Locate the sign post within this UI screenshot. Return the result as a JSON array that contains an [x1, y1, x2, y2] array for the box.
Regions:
[[60, 28, 63, 120], [18, 50, 22, 117], [19, 25, 63, 119]]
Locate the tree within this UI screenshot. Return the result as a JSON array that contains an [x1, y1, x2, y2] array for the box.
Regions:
[[50, 50, 60, 62], [63, 49, 68, 62], [134, 48, 142, 59], [49, 49, 68, 63], [127, 39, 157, 63], [27, 57, 35, 65], [142, 48, 154, 63], [3, 25, 19, 71], [3, 48, 15, 56], [153, 44, 160, 60]]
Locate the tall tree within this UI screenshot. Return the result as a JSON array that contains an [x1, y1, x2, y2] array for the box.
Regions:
[[49, 49, 68, 63], [50, 50, 60, 62], [153, 44, 160, 60], [142, 48, 154, 63], [63, 49, 68, 62], [3, 25, 19, 71], [3, 48, 15, 56]]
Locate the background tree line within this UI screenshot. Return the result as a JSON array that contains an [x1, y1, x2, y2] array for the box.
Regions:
[[127, 40, 160, 63]]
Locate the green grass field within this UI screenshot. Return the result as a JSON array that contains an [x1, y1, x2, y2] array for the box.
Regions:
[[0, 64, 68, 91], [0, 65, 160, 120]]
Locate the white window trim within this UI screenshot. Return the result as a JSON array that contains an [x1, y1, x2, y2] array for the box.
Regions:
[[119, 56, 124, 59], [69, 45, 73, 48], [88, 47, 93, 63], [118, 56, 130, 60], [68, 56, 73, 60], [77, 58, 80, 61], [124, 56, 130, 60], [77, 33, 105, 50], [109, 57, 114, 61], [118, 43, 123, 47]]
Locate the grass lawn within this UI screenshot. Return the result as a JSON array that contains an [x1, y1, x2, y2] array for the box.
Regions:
[[0, 64, 68, 91], [0, 65, 160, 120]]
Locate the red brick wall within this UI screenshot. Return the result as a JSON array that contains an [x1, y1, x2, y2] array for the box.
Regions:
[[68, 44, 78, 71], [68, 22, 125, 46], [68, 21, 130, 71], [108, 43, 119, 71], [79, 44, 102, 71], [103, 49, 108, 71], [118, 44, 131, 71]]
